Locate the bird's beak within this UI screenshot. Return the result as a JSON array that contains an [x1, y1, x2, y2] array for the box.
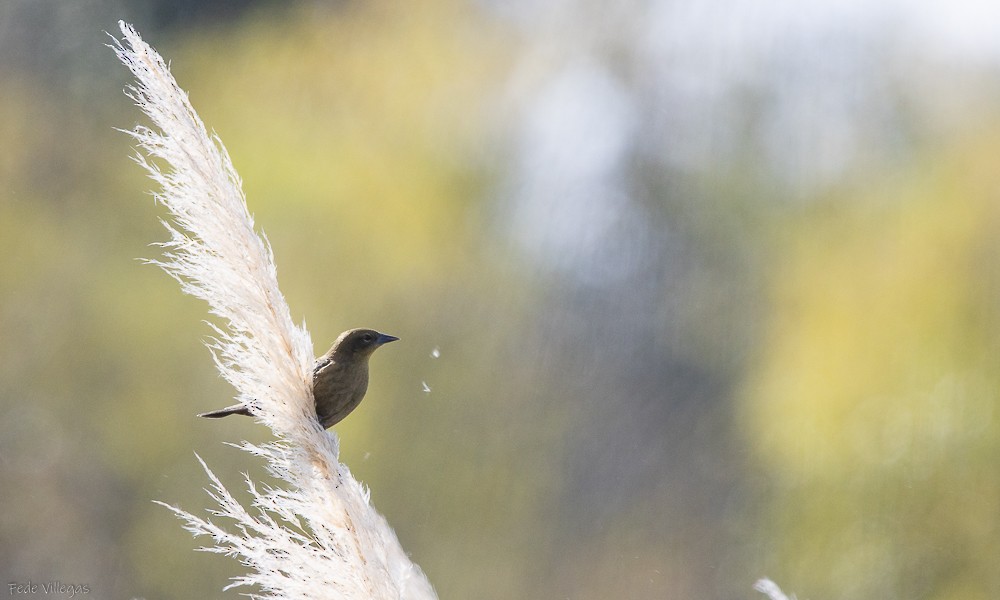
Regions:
[[376, 333, 399, 346]]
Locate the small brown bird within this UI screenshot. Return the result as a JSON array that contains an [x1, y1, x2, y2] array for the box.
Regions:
[[198, 328, 399, 428]]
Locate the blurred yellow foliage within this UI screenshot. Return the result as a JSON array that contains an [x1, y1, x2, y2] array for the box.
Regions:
[[170, 1, 505, 295], [743, 128, 1000, 598]]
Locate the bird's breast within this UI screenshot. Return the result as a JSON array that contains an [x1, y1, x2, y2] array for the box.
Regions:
[[312, 359, 369, 428]]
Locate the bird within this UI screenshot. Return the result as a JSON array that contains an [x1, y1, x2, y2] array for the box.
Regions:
[[198, 328, 399, 428]]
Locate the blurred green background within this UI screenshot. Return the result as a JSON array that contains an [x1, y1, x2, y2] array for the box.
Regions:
[[2, 1, 1000, 598]]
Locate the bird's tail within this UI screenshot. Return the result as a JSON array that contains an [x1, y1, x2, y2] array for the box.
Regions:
[[197, 404, 252, 419]]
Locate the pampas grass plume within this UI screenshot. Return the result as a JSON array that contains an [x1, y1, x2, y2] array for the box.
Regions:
[[111, 21, 435, 600]]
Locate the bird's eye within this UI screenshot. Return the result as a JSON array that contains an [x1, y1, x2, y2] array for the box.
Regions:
[[362, 333, 374, 343]]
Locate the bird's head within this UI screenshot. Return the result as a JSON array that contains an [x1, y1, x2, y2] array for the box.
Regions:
[[330, 328, 399, 359]]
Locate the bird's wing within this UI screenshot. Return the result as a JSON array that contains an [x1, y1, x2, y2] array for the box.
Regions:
[[313, 356, 334, 377]]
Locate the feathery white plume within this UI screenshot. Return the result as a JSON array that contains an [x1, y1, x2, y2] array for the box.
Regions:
[[754, 578, 797, 600], [111, 21, 435, 599]]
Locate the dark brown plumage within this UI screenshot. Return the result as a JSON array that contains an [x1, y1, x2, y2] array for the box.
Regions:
[[198, 328, 398, 428]]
